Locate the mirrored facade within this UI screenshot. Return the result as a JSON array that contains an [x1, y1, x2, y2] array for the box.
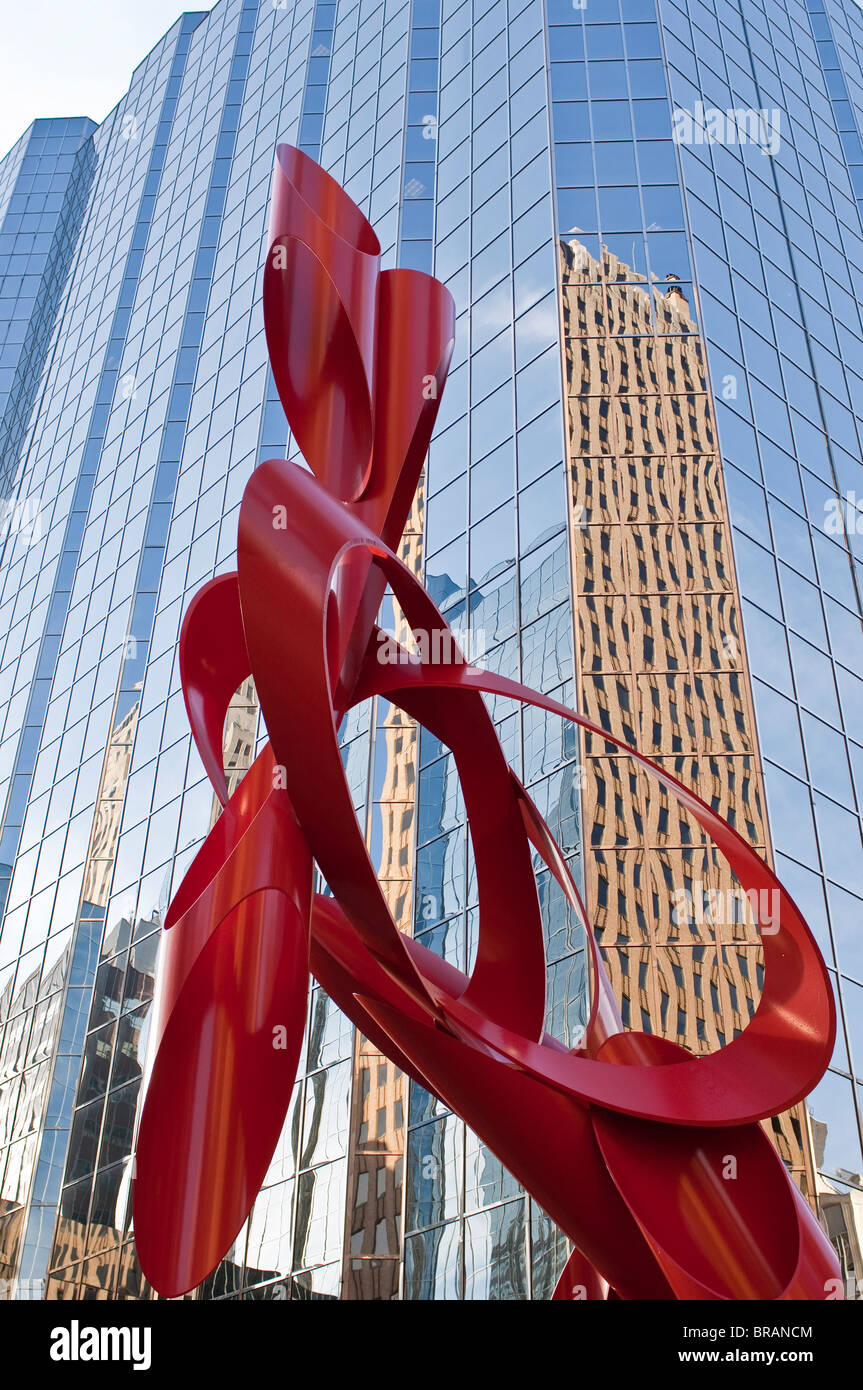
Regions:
[[0, 0, 861, 1301]]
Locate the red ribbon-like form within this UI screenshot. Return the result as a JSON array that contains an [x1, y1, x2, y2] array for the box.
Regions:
[[132, 146, 840, 1301]]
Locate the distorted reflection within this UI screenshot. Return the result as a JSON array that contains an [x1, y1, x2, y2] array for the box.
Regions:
[[560, 231, 812, 1185]]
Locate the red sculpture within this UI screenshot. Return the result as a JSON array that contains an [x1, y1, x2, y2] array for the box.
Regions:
[[132, 145, 840, 1301]]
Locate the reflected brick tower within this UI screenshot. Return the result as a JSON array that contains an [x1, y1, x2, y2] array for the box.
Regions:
[[560, 235, 816, 1196]]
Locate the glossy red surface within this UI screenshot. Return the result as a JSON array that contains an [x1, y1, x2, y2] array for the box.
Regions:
[[132, 145, 841, 1301]]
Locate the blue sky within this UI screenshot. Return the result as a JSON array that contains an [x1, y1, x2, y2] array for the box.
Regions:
[[0, 2, 215, 159]]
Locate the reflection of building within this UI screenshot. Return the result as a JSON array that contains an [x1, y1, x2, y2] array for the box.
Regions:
[[45, 671, 255, 1299], [560, 234, 815, 1195], [0, 0, 862, 1301], [816, 1179, 863, 1300], [810, 1113, 863, 1299], [341, 486, 423, 1301], [0, 941, 69, 1293]]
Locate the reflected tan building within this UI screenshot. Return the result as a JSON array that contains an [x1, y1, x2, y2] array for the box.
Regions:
[[341, 483, 424, 1300], [1, 695, 140, 1298], [0, 945, 68, 1293], [45, 677, 256, 1299], [559, 233, 816, 1196]]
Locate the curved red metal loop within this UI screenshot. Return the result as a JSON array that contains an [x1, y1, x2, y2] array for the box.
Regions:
[[179, 572, 251, 806], [264, 145, 380, 501], [135, 753, 313, 1295], [240, 472, 834, 1128], [132, 145, 841, 1302]]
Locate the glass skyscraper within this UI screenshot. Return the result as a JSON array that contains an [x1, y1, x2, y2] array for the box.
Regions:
[[0, 0, 862, 1301]]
